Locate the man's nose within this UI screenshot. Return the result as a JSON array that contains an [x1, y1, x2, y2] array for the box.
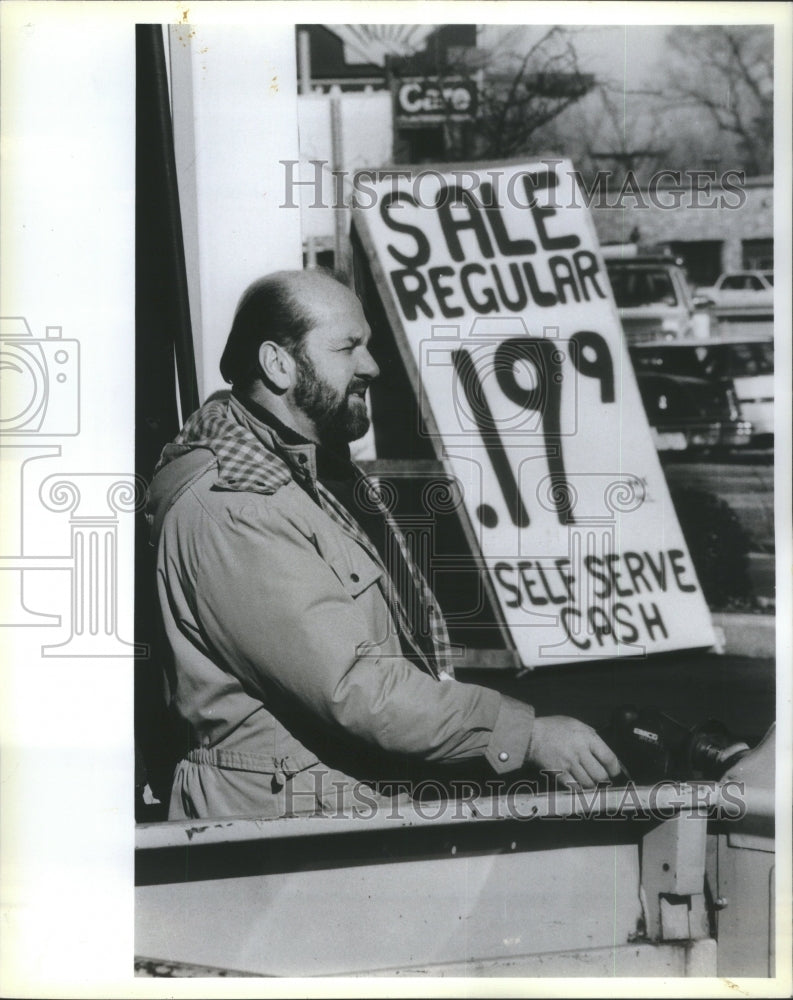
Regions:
[[358, 348, 380, 381]]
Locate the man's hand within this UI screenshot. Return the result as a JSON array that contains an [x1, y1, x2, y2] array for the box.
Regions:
[[527, 716, 622, 788]]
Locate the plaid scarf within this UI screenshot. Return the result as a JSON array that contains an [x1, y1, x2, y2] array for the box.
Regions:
[[157, 395, 454, 677]]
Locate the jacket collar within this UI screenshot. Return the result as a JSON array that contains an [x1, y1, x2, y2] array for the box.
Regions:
[[155, 393, 315, 496]]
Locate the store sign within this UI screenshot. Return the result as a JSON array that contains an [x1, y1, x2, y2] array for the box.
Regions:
[[394, 78, 477, 122], [353, 159, 716, 667]]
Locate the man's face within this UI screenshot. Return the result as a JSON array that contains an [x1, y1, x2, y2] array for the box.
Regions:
[[290, 285, 379, 446]]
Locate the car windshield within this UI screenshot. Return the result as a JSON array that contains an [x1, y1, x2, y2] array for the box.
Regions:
[[630, 348, 704, 378], [722, 342, 774, 377], [720, 273, 768, 291], [606, 266, 678, 307], [630, 342, 774, 379]]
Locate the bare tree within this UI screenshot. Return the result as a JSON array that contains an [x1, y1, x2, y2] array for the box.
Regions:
[[388, 25, 597, 161], [552, 81, 671, 184], [658, 26, 773, 176], [469, 26, 596, 158]]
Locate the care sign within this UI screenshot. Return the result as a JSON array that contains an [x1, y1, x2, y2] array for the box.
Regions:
[[353, 159, 716, 667], [394, 78, 478, 122]]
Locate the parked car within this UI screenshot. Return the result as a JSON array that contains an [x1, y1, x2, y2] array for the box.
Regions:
[[603, 252, 712, 343], [696, 271, 774, 311], [630, 344, 753, 453], [630, 336, 773, 446]]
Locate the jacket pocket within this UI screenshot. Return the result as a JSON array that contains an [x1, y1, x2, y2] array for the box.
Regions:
[[329, 547, 383, 598]]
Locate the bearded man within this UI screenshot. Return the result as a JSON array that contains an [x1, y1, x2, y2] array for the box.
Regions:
[[147, 269, 619, 820]]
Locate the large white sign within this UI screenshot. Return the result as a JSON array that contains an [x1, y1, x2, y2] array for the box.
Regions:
[[354, 159, 716, 666]]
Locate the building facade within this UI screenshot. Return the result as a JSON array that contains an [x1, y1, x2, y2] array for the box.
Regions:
[[589, 175, 773, 286]]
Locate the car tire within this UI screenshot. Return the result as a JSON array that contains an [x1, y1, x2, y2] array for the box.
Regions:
[[668, 486, 753, 609]]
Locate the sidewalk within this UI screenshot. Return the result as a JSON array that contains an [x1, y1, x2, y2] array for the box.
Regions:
[[712, 611, 775, 659]]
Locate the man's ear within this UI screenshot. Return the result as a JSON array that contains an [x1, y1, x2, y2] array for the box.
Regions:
[[257, 341, 294, 392]]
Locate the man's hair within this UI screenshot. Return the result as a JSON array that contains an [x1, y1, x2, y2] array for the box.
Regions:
[[219, 273, 314, 388]]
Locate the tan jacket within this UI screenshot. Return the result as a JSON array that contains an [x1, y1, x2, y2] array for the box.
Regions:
[[147, 397, 535, 820]]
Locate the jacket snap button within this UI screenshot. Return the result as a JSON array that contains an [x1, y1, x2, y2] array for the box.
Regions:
[[350, 572, 360, 582], [298, 454, 308, 464], [498, 751, 509, 762]]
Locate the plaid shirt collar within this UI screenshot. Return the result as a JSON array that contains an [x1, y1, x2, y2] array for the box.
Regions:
[[156, 394, 318, 495]]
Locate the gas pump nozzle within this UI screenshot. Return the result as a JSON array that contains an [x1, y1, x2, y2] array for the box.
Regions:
[[601, 705, 751, 785]]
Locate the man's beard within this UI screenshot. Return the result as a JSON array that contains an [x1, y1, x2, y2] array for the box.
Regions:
[[293, 350, 371, 446]]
